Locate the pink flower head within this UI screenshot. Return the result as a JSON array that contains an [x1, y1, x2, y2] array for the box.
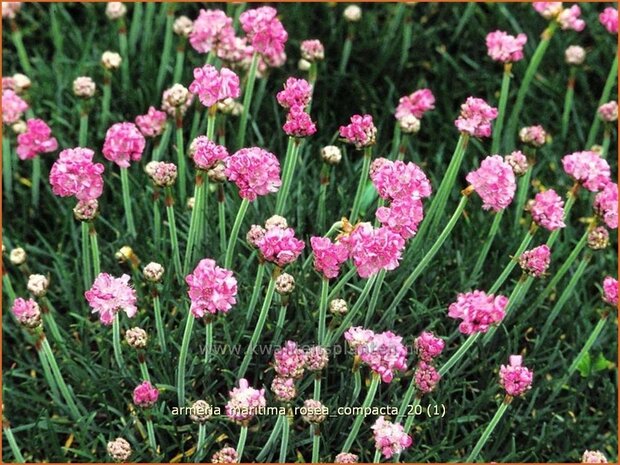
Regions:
[[594, 182, 618, 230], [283, 105, 317, 138], [485, 30, 527, 63], [135, 106, 167, 138], [499, 355, 534, 397], [2, 2, 21, 19], [239, 6, 288, 58], [256, 226, 305, 267], [414, 331, 445, 362], [371, 416, 413, 459], [466, 155, 516, 212], [504, 150, 529, 176], [448, 290, 508, 335], [582, 450, 608, 463], [16, 119, 58, 160], [562, 151, 611, 192], [376, 198, 424, 240], [395, 88, 435, 120], [49, 147, 105, 201], [341, 223, 406, 278], [11, 297, 41, 328], [557, 5, 586, 32], [357, 330, 408, 383], [311, 236, 349, 279], [133, 381, 159, 408], [454, 97, 498, 138], [226, 378, 266, 423], [603, 276, 618, 307], [304, 345, 329, 371], [2, 89, 28, 124], [277, 77, 313, 109], [533, 2, 563, 19], [519, 244, 551, 277], [598, 101, 618, 122], [85, 273, 137, 325], [414, 361, 441, 393], [599, 7, 618, 34], [189, 64, 240, 108], [2, 77, 15, 91], [335, 453, 359, 463], [530, 189, 566, 231], [519, 125, 547, 147], [225, 147, 281, 201], [102, 122, 145, 168], [344, 326, 375, 350], [145, 161, 177, 187], [189, 9, 234, 54], [300, 39, 324, 61], [274, 340, 306, 379], [271, 376, 296, 402], [339, 114, 377, 149], [185, 258, 237, 318], [370, 158, 432, 202], [189, 137, 229, 171]]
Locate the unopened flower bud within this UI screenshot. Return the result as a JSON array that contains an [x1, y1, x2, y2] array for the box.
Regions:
[[73, 199, 99, 221], [582, 450, 608, 463], [298, 58, 311, 71], [189, 399, 212, 423], [343, 5, 362, 22], [519, 125, 547, 147], [187, 196, 195, 210], [335, 452, 359, 463], [211, 447, 238, 463], [588, 226, 610, 250], [598, 101, 618, 123], [173, 15, 193, 37], [265, 215, 288, 230], [164, 83, 189, 107], [216, 97, 236, 114], [301, 39, 325, 62], [12, 73, 30, 93], [321, 145, 342, 165], [398, 114, 421, 134], [565, 45, 586, 65], [271, 376, 297, 402], [504, 150, 529, 176], [27, 274, 49, 297], [125, 327, 148, 349], [11, 120, 26, 134], [105, 2, 126, 20], [207, 161, 227, 183], [101, 51, 122, 70], [246, 225, 266, 248], [301, 399, 327, 424], [107, 437, 132, 462], [9, 247, 26, 265], [143, 262, 164, 282], [329, 298, 347, 315], [275, 273, 295, 295], [304, 345, 328, 371], [73, 76, 96, 98]]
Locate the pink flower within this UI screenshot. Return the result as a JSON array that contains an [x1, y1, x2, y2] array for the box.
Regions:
[[598, 101, 618, 122], [371, 416, 413, 459], [271, 376, 296, 402], [376, 198, 424, 240], [304, 346, 329, 371], [276, 77, 313, 109], [370, 158, 432, 202], [226, 378, 266, 423], [466, 155, 516, 211], [11, 297, 41, 328], [529, 189, 566, 231], [594, 182, 618, 230], [519, 244, 551, 277], [300, 39, 324, 61], [344, 326, 375, 350], [217, 34, 253, 64], [189, 137, 229, 171], [133, 381, 159, 408], [49, 147, 105, 201], [2, 2, 21, 19], [357, 330, 408, 383], [339, 114, 377, 149], [145, 161, 177, 187], [519, 125, 547, 147], [189, 64, 240, 108], [504, 150, 529, 176], [189, 9, 234, 54], [562, 151, 611, 192], [310, 236, 349, 279], [85, 273, 137, 325], [414, 361, 441, 393], [582, 450, 608, 463], [485, 30, 527, 63], [16, 119, 58, 160], [454, 97, 498, 138], [557, 5, 586, 32], [185, 258, 237, 318], [599, 7, 618, 34], [135, 106, 167, 138], [533, 2, 563, 19], [225, 147, 282, 201], [256, 226, 305, 267], [2, 89, 28, 124], [102, 122, 145, 168], [274, 340, 306, 379], [335, 453, 359, 463], [499, 355, 533, 397], [395, 88, 435, 120], [414, 331, 445, 362], [603, 276, 618, 307], [162, 85, 193, 117], [239, 6, 288, 58], [447, 290, 508, 335], [212, 447, 239, 464], [282, 105, 317, 138]]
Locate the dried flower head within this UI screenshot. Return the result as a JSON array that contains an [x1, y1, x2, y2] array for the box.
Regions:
[[125, 327, 148, 349], [27, 274, 49, 297], [107, 437, 132, 462]]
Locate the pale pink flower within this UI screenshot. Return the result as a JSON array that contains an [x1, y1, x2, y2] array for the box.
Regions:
[[519, 125, 547, 147], [593, 182, 618, 230], [466, 155, 516, 211], [599, 7, 618, 34], [135, 106, 167, 138], [102, 122, 145, 168], [85, 273, 137, 325], [283, 105, 317, 138], [49, 147, 105, 201], [602, 276, 618, 306], [185, 258, 237, 318], [519, 244, 551, 277], [499, 355, 533, 397], [371, 416, 413, 459], [189, 137, 229, 171], [335, 453, 359, 463], [276, 77, 313, 109], [557, 5, 586, 32], [597, 101, 618, 122], [414, 361, 441, 393], [271, 376, 296, 402], [11, 297, 41, 328], [2, 77, 15, 90], [533, 2, 563, 19], [145, 161, 177, 188], [16, 119, 58, 160], [189, 64, 240, 108], [239, 6, 288, 58], [565, 45, 586, 65], [339, 114, 377, 149], [344, 326, 375, 350], [217, 34, 252, 65], [370, 158, 432, 202], [447, 290, 508, 335], [529, 189, 566, 231], [274, 340, 306, 379], [2, 2, 21, 19], [304, 346, 329, 371], [2, 89, 28, 124], [414, 331, 445, 362], [212, 447, 238, 464], [485, 30, 527, 63], [189, 9, 233, 54], [246, 224, 266, 248], [226, 378, 266, 423], [133, 381, 159, 408], [504, 150, 529, 176], [375, 198, 425, 240], [300, 39, 324, 61], [225, 147, 281, 201], [562, 151, 611, 192], [73, 199, 99, 221], [311, 236, 349, 279], [454, 97, 498, 138], [357, 330, 408, 383], [582, 450, 608, 463], [395, 88, 435, 120], [256, 226, 305, 267], [162, 85, 193, 117]]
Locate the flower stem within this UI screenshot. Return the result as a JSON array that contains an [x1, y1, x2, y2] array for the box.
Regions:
[[318, 163, 330, 230], [177, 311, 195, 407], [349, 146, 372, 222], [41, 297, 64, 346], [141, 2, 156, 53], [586, 53, 618, 148], [112, 314, 124, 369], [272, 301, 287, 348], [40, 335, 81, 420], [399, 396, 422, 459], [156, 4, 175, 93], [466, 398, 511, 462], [3, 135, 13, 205], [218, 184, 227, 255], [10, 24, 33, 75], [31, 156, 41, 207], [173, 39, 186, 84], [513, 164, 533, 228], [204, 320, 213, 364], [183, 174, 205, 274], [275, 137, 301, 215], [237, 51, 260, 149], [89, 222, 101, 277], [438, 333, 481, 376], [236, 425, 249, 462], [279, 412, 291, 463], [139, 359, 151, 382], [175, 111, 186, 203], [153, 192, 162, 250], [339, 32, 353, 75], [120, 167, 137, 237], [195, 423, 207, 462], [128, 3, 142, 54], [342, 373, 381, 453], [118, 23, 130, 91], [256, 416, 284, 462], [482, 275, 531, 345], [37, 344, 62, 402], [153, 292, 167, 351], [100, 72, 112, 133], [561, 67, 577, 143], [146, 417, 157, 453], [81, 221, 92, 289], [246, 262, 266, 323], [471, 211, 504, 278], [488, 226, 535, 294], [312, 424, 321, 463], [3, 423, 25, 462], [490, 63, 512, 155], [224, 198, 250, 270], [318, 277, 330, 345], [602, 126, 611, 158], [364, 269, 386, 326], [79, 112, 89, 147], [153, 123, 171, 161], [164, 187, 183, 281], [373, 449, 382, 463]]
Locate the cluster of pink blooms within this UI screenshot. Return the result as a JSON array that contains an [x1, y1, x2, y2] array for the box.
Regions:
[[448, 290, 508, 335], [102, 122, 146, 168], [557, 5, 586, 31], [190, 137, 229, 171], [532, 2, 563, 20], [529, 189, 566, 231], [519, 244, 551, 277], [593, 182, 618, 230], [277, 77, 313, 109], [414, 331, 445, 362], [239, 6, 288, 63], [454, 97, 498, 138], [212, 446, 239, 463], [346, 327, 408, 383], [504, 150, 529, 176], [135, 106, 167, 138], [465, 155, 516, 212], [189, 64, 240, 108], [255, 225, 305, 267], [145, 161, 177, 187], [16, 119, 58, 160], [2, 89, 28, 124], [339, 114, 377, 149], [414, 361, 442, 394], [519, 125, 547, 147], [226, 378, 266, 423], [371, 416, 413, 459], [304, 345, 329, 371], [597, 101, 618, 123], [344, 326, 375, 350], [602, 276, 618, 307], [274, 340, 306, 379], [282, 106, 317, 138], [49, 147, 105, 201], [225, 147, 282, 201], [599, 7, 618, 34], [499, 355, 534, 397], [185, 258, 237, 318], [133, 381, 159, 408], [161, 85, 193, 116], [582, 450, 608, 464], [300, 39, 324, 62], [189, 9, 233, 54], [375, 199, 425, 240], [562, 151, 611, 192], [335, 452, 359, 463], [310, 236, 349, 279], [485, 30, 527, 63], [11, 297, 41, 329], [394, 88, 435, 120], [85, 273, 137, 325]]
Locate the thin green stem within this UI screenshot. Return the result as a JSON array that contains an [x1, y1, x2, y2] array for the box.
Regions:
[[272, 302, 287, 347], [224, 198, 250, 270], [561, 67, 577, 142], [218, 185, 227, 255], [3, 135, 13, 204], [204, 321, 213, 364], [120, 167, 136, 237], [236, 425, 249, 462], [438, 333, 480, 376], [146, 417, 157, 453], [246, 263, 266, 324], [467, 399, 511, 462], [399, 397, 422, 459], [183, 176, 205, 274], [513, 166, 533, 228], [11, 26, 33, 75], [312, 425, 321, 463], [81, 221, 92, 289], [256, 416, 284, 462], [237, 52, 260, 149], [175, 112, 186, 203], [3, 274, 16, 302], [318, 164, 330, 231], [119, 27, 129, 91], [3, 425, 25, 462], [396, 379, 417, 423], [602, 127, 611, 158], [156, 4, 175, 93], [173, 43, 186, 85], [279, 414, 290, 463], [139, 359, 151, 382], [482, 275, 531, 345], [314, 375, 322, 400], [100, 76, 112, 133], [488, 228, 535, 294], [472, 211, 504, 278], [79, 112, 89, 147], [342, 374, 381, 453], [373, 449, 382, 463], [38, 345, 62, 402], [31, 156, 41, 207], [153, 123, 171, 161], [164, 188, 183, 281], [153, 193, 162, 251], [339, 36, 353, 75], [177, 311, 195, 407], [491, 64, 512, 154], [350, 147, 372, 222], [128, 3, 143, 54], [567, 317, 608, 381], [42, 297, 64, 346], [153, 293, 167, 351], [365, 269, 386, 326], [195, 423, 207, 462], [275, 137, 300, 215], [112, 314, 124, 369], [586, 54, 618, 148], [318, 278, 329, 345], [89, 222, 101, 277], [141, 2, 156, 53], [40, 336, 81, 419]]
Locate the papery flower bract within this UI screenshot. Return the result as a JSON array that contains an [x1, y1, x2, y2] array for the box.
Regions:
[[565, 45, 586, 65], [225, 147, 282, 201], [485, 30, 527, 63], [562, 151, 611, 192], [533, 2, 563, 19], [189, 137, 229, 171], [11, 297, 41, 328], [499, 355, 533, 397], [143, 262, 164, 283], [85, 273, 137, 325], [519, 125, 547, 147], [519, 244, 551, 277], [265, 214, 288, 230], [73, 76, 96, 98], [414, 361, 441, 393], [107, 438, 132, 462], [239, 6, 288, 58], [466, 155, 516, 211], [504, 150, 529, 176], [375, 198, 424, 240], [133, 381, 159, 408], [339, 114, 377, 149], [16, 119, 58, 160], [189, 9, 233, 54], [226, 378, 266, 423], [310, 236, 349, 279], [447, 290, 508, 335], [597, 101, 618, 122], [135, 106, 167, 138], [602, 276, 618, 307], [599, 7, 618, 34], [189, 64, 240, 108], [162, 84, 193, 116], [529, 189, 566, 231], [102, 122, 145, 168], [454, 96, 498, 138], [370, 158, 432, 202], [283, 105, 317, 138], [300, 39, 324, 61], [274, 340, 306, 379], [557, 5, 585, 32], [256, 226, 305, 267], [125, 327, 148, 349], [27, 274, 49, 297], [2, 89, 28, 124], [582, 450, 609, 463], [49, 147, 105, 201], [101, 51, 122, 70], [593, 182, 618, 230], [395, 88, 435, 120], [414, 331, 445, 362], [357, 330, 408, 383], [344, 326, 375, 350], [301, 399, 328, 424], [371, 416, 413, 459], [277, 77, 313, 109], [185, 258, 237, 318]]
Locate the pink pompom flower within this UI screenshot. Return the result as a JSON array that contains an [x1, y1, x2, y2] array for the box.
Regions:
[[189, 137, 229, 171], [239, 6, 288, 58], [599, 7, 618, 34], [256, 226, 305, 267], [335, 453, 359, 463], [562, 151, 611, 192], [454, 96, 498, 138], [597, 101, 618, 123], [185, 258, 238, 318], [371, 416, 413, 459], [226, 378, 266, 423], [282, 105, 317, 138], [357, 330, 408, 383], [85, 273, 137, 325], [593, 182, 618, 230], [344, 326, 375, 350], [499, 355, 533, 397], [2, 89, 28, 124], [602, 276, 618, 307], [466, 155, 516, 212], [135, 106, 167, 138], [529, 189, 566, 231], [485, 30, 527, 63], [504, 150, 529, 176], [300, 39, 324, 61], [519, 244, 551, 277], [448, 290, 508, 335], [375, 197, 424, 240], [339, 114, 377, 149], [49, 147, 105, 201], [557, 5, 586, 32], [189, 9, 234, 54], [533, 2, 563, 19], [519, 125, 547, 147], [274, 340, 306, 379], [16, 119, 58, 160], [395, 88, 435, 120], [145, 161, 177, 187], [133, 381, 159, 408], [414, 361, 441, 393], [370, 158, 432, 202], [277, 77, 313, 109], [310, 236, 349, 279], [582, 450, 608, 463], [102, 122, 145, 168], [225, 147, 282, 201], [11, 297, 41, 329], [414, 331, 445, 362], [189, 64, 240, 108]]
